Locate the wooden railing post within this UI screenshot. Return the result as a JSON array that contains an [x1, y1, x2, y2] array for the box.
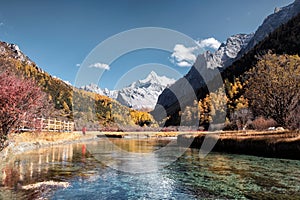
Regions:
[[54, 118, 57, 131], [47, 118, 50, 131], [40, 117, 44, 131], [20, 117, 74, 133]]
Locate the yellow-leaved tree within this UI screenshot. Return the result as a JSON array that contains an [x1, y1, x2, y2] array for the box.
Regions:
[[225, 78, 251, 130], [245, 53, 300, 128]]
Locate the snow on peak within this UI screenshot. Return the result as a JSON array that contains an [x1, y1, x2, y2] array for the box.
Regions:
[[80, 83, 104, 95], [0, 41, 33, 64], [117, 71, 176, 110], [135, 71, 176, 88], [148, 70, 158, 78], [200, 33, 254, 69], [81, 71, 176, 110]]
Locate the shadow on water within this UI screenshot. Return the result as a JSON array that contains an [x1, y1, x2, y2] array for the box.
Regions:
[[0, 138, 300, 199]]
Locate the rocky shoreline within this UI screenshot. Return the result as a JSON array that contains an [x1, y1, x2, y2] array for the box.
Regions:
[[177, 130, 300, 160]]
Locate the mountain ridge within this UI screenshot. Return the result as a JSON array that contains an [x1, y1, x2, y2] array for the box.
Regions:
[[81, 71, 176, 110], [0, 41, 156, 128], [241, 0, 300, 55], [152, 0, 300, 125], [153, 33, 253, 120]]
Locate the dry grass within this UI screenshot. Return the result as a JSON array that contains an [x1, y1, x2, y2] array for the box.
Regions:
[[9, 130, 298, 145], [179, 130, 300, 144], [101, 131, 182, 137], [153, 132, 179, 137], [9, 131, 82, 144]]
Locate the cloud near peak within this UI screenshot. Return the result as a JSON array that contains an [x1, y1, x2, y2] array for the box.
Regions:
[[170, 44, 198, 67], [170, 37, 221, 67], [197, 37, 221, 50], [89, 62, 110, 70]]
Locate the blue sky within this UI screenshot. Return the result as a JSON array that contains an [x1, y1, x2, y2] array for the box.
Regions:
[[0, 0, 294, 89]]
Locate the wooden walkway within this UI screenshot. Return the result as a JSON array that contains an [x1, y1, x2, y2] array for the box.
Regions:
[[20, 118, 74, 132]]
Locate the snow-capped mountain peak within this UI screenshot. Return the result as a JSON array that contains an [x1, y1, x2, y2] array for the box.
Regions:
[[81, 71, 176, 110], [80, 83, 104, 95], [145, 71, 159, 81], [135, 71, 175, 87]]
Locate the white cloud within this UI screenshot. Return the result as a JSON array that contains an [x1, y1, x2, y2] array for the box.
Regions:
[[197, 37, 221, 50], [0, 22, 4, 26], [89, 62, 110, 70], [176, 61, 193, 67], [76, 63, 80, 67], [170, 44, 198, 67], [170, 37, 221, 67]]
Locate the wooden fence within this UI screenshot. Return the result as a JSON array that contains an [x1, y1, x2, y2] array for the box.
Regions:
[[20, 118, 74, 132]]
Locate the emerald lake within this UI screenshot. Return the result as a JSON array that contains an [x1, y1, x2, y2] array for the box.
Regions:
[[1, 138, 300, 199]]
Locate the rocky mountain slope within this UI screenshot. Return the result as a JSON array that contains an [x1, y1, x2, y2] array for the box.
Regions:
[[0, 42, 33, 65], [203, 34, 254, 69], [0, 41, 151, 128], [82, 71, 175, 110], [152, 33, 253, 119], [152, 0, 300, 124], [241, 0, 300, 54]]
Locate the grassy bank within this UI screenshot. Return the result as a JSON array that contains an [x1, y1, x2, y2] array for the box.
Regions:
[[4, 130, 299, 162], [99, 131, 180, 138], [0, 131, 98, 162], [10, 131, 82, 143], [177, 130, 300, 160], [0, 130, 183, 160]]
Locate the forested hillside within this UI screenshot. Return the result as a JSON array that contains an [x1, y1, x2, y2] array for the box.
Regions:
[[0, 44, 155, 130], [222, 11, 300, 80], [162, 12, 300, 129]]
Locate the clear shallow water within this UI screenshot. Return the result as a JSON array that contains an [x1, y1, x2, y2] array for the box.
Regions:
[[0, 138, 300, 199]]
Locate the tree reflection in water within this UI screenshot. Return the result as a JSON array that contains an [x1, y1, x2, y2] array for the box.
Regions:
[[1, 144, 76, 189]]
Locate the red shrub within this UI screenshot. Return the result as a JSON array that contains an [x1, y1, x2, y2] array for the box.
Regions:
[[0, 71, 48, 139], [251, 116, 278, 130]]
